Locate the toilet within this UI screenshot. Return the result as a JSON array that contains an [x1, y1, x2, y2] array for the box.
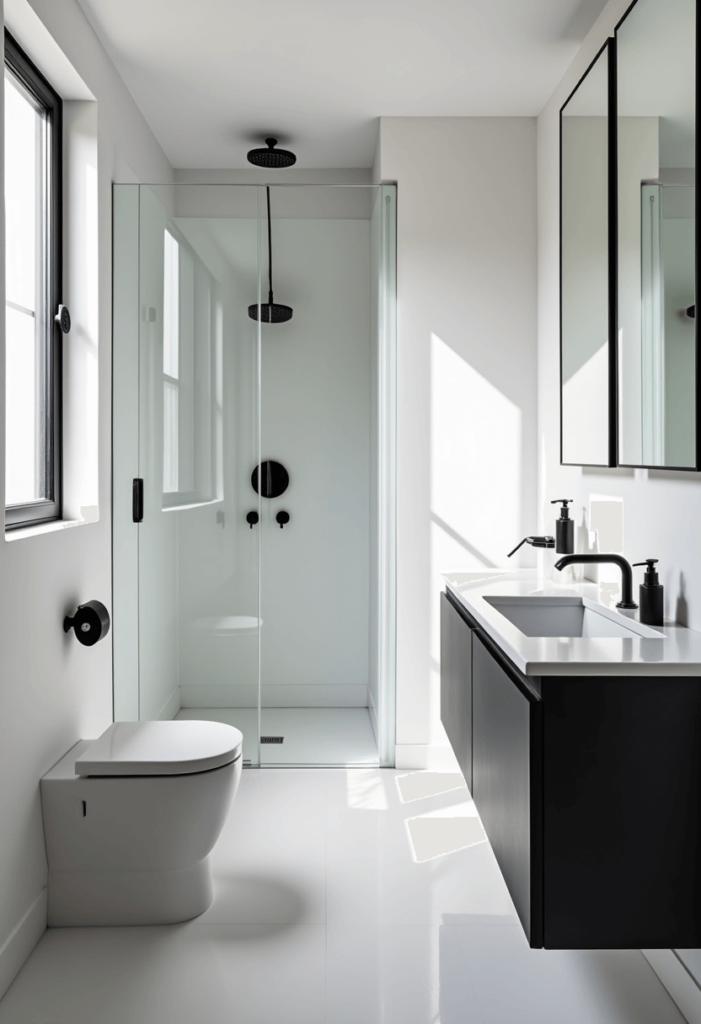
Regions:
[[40, 720, 243, 927]]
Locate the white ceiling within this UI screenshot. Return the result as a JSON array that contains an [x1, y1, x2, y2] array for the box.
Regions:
[[76, 0, 610, 169]]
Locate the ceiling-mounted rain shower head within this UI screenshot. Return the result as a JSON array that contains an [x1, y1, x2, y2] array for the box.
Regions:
[[248, 299, 293, 323], [247, 137, 296, 168]]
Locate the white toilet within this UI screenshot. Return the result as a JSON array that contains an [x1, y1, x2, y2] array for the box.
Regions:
[[40, 720, 243, 927]]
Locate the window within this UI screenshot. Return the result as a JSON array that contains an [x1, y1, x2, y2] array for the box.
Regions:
[[162, 224, 219, 508], [4, 31, 62, 529]]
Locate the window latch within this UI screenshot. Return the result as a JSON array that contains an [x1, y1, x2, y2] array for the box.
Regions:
[[55, 305, 71, 334]]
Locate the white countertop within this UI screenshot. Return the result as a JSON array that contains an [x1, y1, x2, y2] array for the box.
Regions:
[[443, 570, 701, 677]]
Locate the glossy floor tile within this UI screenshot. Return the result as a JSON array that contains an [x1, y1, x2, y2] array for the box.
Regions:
[[177, 706, 380, 765], [0, 770, 686, 1024]]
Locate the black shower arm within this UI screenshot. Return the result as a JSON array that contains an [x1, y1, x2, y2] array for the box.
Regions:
[[266, 186, 274, 304]]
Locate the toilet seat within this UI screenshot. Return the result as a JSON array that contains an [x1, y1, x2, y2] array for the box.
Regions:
[[75, 720, 243, 777]]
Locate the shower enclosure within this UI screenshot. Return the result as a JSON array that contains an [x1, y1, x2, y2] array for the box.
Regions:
[[112, 183, 397, 767]]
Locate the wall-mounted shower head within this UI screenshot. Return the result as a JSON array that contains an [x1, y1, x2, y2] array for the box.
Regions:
[[247, 138, 296, 169]]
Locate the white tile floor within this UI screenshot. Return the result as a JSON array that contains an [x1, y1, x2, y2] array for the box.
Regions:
[[176, 707, 380, 766], [0, 770, 686, 1024]]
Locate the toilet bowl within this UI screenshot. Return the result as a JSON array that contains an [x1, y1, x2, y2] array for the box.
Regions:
[[41, 720, 243, 927]]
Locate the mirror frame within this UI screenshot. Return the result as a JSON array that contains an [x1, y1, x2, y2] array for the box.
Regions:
[[560, 0, 701, 471], [614, 0, 700, 470], [559, 38, 619, 469]]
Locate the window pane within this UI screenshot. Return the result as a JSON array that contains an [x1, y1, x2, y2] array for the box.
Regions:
[[5, 65, 45, 508], [4, 70, 39, 312], [163, 230, 179, 379], [163, 380, 179, 493], [5, 305, 39, 504], [4, 34, 60, 528]]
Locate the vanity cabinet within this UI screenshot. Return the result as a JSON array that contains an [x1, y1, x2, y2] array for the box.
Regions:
[[439, 594, 473, 791], [472, 630, 543, 946], [441, 588, 701, 950]]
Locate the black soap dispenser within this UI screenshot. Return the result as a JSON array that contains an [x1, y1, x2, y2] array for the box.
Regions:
[[633, 560, 664, 626], [551, 499, 574, 554]]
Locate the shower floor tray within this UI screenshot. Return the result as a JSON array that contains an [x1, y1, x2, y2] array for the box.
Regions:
[[176, 706, 381, 767]]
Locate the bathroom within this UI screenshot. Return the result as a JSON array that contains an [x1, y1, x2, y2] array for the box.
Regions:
[[0, 0, 700, 1021]]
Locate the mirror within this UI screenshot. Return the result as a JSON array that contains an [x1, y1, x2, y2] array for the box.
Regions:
[[560, 41, 615, 467], [617, 0, 697, 468]]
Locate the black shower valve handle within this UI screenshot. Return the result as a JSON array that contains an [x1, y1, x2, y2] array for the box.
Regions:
[[276, 510, 290, 529], [246, 510, 259, 529]]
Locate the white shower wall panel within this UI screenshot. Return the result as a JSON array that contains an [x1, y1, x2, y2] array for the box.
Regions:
[[258, 219, 371, 702], [176, 216, 371, 708]]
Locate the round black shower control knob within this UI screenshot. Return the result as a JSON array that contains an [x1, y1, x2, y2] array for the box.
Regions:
[[54, 305, 71, 334], [252, 461, 289, 499], [63, 600, 110, 646], [246, 511, 259, 529], [276, 511, 290, 529]]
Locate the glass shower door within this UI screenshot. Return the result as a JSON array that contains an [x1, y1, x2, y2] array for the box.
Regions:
[[257, 184, 396, 766], [134, 184, 263, 765]]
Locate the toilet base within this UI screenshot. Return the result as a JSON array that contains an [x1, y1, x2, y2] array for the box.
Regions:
[[47, 857, 214, 927]]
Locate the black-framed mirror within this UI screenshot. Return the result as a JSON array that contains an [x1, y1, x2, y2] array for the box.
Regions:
[[616, 0, 698, 469], [560, 39, 617, 467]]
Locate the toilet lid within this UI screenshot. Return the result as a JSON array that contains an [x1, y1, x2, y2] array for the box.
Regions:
[[75, 721, 243, 776]]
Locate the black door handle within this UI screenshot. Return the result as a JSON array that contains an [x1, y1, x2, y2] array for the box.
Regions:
[[132, 479, 144, 523]]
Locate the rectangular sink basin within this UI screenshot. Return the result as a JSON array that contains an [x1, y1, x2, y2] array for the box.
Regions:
[[483, 596, 665, 639]]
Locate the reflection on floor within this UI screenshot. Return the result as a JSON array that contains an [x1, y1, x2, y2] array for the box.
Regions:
[[176, 707, 380, 766], [0, 770, 684, 1024]]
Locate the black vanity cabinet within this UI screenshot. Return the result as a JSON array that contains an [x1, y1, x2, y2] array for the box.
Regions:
[[472, 630, 543, 946], [439, 593, 473, 791], [441, 589, 701, 950]]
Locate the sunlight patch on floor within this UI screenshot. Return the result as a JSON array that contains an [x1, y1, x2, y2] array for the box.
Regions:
[[407, 816, 486, 863], [397, 771, 467, 803]]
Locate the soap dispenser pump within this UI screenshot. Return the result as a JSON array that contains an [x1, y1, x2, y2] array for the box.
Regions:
[[633, 559, 664, 626], [551, 499, 574, 554]]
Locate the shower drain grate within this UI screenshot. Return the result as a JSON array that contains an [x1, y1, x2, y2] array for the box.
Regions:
[[260, 736, 284, 744]]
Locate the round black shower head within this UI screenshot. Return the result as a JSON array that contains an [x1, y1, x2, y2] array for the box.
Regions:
[[248, 300, 293, 323], [247, 137, 296, 169]]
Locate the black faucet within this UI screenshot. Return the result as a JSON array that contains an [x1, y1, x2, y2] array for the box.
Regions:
[[554, 554, 638, 609]]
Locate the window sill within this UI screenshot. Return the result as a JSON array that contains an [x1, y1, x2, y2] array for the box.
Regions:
[[5, 506, 99, 541], [162, 497, 222, 513]]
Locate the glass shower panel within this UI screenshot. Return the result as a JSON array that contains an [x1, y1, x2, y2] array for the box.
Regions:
[[257, 185, 395, 766], [114, 182, 395, 769], [135, 184, 262, 765]]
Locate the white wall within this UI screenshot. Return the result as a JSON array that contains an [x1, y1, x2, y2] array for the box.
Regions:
[[538, 0, 701, 1009], [0, 0, 172, 999], [378, 117, 538, 768]]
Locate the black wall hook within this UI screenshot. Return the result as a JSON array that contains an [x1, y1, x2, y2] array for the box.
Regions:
[[276, 511, 290, 529], [246, 511, 259, 529], [64, 601, 110, 646]]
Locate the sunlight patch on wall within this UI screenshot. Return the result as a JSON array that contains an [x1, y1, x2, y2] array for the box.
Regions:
[[430, 333, 522, 573]]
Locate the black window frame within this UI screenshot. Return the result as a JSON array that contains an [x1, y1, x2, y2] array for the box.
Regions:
[[4, 30, 62, 530]]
